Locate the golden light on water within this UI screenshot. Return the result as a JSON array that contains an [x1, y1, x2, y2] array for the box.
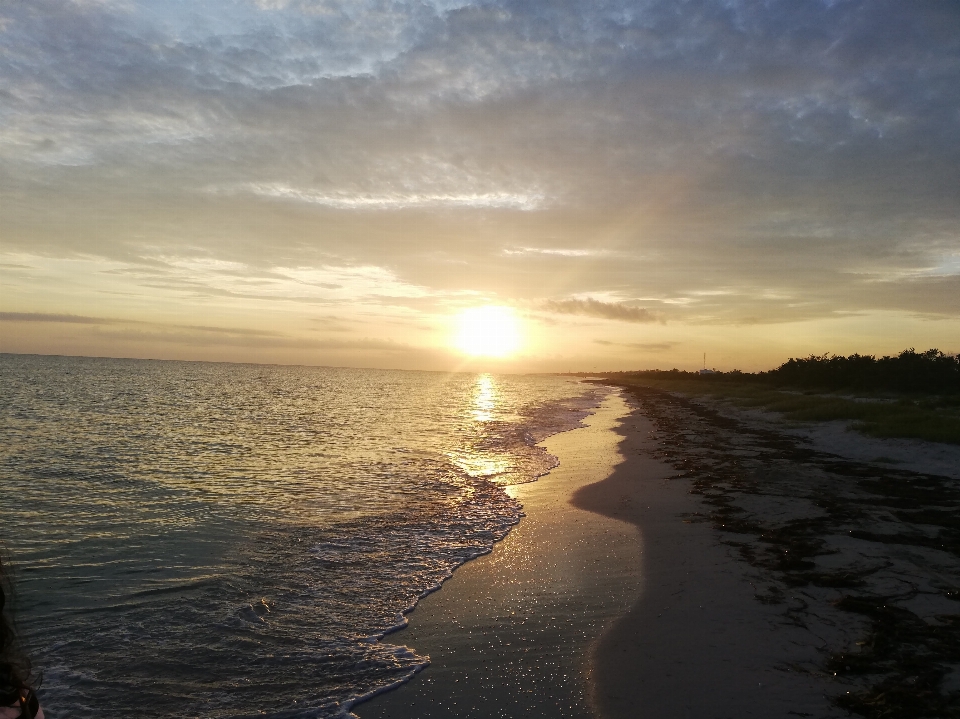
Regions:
[[451, 373, 511, 479], [472, 373, 496, 422], [454, 306, 521, 358]]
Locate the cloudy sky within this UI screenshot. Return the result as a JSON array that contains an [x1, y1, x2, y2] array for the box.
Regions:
[[1, 0, 958, 371]]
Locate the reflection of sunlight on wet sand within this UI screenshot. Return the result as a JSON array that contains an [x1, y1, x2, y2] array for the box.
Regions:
[[472, 373, 496, 422]]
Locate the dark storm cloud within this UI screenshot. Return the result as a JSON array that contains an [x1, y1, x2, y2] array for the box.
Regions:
[[1, 0, 958, 326]]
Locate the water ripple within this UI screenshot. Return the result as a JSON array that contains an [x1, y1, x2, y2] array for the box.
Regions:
[[0, 355, 600, 718]]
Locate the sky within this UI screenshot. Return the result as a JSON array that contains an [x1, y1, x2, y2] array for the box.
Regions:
[[1, 0, 958, 372]]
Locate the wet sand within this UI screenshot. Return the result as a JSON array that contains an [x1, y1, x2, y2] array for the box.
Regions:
[[356, 392, 645, 718]]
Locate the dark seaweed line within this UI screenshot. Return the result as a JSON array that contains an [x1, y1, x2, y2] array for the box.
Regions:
[[620, 384, 960, 719]]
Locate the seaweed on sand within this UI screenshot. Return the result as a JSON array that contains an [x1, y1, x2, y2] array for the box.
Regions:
[[616, 383, 960, 719], [829, 598, 960, 718]]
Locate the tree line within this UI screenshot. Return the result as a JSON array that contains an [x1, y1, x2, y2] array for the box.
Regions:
[[762, 348, 959, 393], [622, 349, 960, 394]]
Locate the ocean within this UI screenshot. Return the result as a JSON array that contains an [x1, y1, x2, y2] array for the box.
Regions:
[[0, 354, 602, 718]]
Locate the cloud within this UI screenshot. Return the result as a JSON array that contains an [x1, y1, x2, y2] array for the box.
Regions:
[[309, 315, 353, 332], [542, 298, 661, 324], [231, 183, 545, 211], [502, 247, 607, 257], [0, 311, 282, 338], [83, 326, 415, 351], [1, 0, 959, 361], [0, 311, 418, 352], [595, 340, 678, 352], [0, 312, 106, 324]]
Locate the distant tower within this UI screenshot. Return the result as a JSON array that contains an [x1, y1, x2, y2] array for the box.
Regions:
[[699, 352, 715, 375]]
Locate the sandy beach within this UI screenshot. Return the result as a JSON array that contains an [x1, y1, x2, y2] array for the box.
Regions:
[[358, 382, 960, 718], [357, 392, 646, 718], [574, 400, 846, 719]]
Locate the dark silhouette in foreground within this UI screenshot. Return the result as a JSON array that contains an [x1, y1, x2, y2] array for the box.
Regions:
[[1, 557, 43, 719]]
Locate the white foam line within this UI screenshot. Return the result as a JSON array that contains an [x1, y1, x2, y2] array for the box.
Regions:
[[336, 660, 430, 719], [339, 529, 525, 716]]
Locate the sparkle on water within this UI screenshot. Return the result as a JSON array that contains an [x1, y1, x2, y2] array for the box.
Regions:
[[0, 354, 601, 719]]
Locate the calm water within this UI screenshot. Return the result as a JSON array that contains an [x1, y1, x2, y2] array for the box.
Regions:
[[0, 354, 602, 718]]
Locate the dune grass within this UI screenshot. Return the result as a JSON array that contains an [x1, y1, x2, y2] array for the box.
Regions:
[[604, 375, 960, 445]]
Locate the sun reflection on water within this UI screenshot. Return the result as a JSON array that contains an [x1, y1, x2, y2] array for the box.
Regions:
[[472, 373, 497, 422], [1, 355, 598, 718], [448, 373, 512, 479]]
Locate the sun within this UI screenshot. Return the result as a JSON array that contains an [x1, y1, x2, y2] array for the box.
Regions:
[[454, 306, 521, 358]]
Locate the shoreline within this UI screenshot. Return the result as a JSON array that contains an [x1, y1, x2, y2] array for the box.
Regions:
[[358, 381, 960, 718], [355, 387, 848, 718], [355, 390, 645, 718]]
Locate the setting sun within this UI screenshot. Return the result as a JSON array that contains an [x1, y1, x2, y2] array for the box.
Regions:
[[454, 306, 521, 358]]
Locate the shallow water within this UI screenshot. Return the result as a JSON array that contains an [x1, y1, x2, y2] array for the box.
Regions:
[[0, 354, 600, 718]]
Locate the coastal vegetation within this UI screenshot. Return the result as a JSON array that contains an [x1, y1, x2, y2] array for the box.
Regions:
[[598, 349, 960, 444]]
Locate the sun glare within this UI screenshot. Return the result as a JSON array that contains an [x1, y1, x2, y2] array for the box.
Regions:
[[454, 306, 521, 358]]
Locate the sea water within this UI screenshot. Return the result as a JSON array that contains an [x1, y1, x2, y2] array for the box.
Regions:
[[0, 354, 602, 718]]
